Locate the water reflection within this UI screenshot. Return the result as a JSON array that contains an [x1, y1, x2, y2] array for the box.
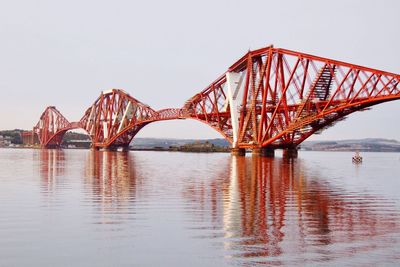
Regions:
[[85, 150, 137, 200], [37, 150, 141, 225], [34, 150, 400, 265], [84, 150, 142, 226], [37, 149, 66, 192], [184, 155, 400, 263]]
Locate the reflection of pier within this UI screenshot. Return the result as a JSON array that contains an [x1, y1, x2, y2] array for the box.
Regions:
[[85, 150, 140, 205], [183, 156, 399, 260], [37, 150, 142, 224], [37, 149, 66, 192], [38, 149, 139, 199]]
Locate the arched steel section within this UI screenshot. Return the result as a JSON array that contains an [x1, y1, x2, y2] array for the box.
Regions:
[[80, 89, 160, 148], [33, 45, 400, 150], [182, 45, 400, 149], [33, 106, 85, 148]]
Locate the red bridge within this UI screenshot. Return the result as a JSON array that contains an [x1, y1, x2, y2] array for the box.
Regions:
[[32, 45, 400, 156]]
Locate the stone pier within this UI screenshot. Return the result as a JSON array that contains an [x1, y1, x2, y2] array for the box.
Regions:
[[252, 147, 275, 157], [282, 148, 298, 158], [100, 146, 130, 152], [231, 148, 246, 156]]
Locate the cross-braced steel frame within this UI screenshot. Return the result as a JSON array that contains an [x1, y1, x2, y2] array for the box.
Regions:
[[33, 45, 400, 150]]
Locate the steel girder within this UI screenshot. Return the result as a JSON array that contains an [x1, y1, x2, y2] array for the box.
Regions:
[[33, 45, 400, 149], [79, 89, 160, 148], [183, 45, 400, 149], [33, 106, 75, 148], [34, 90, 184, 149]]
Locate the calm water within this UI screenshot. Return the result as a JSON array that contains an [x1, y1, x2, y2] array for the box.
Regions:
[[1, 149, 400, 266]]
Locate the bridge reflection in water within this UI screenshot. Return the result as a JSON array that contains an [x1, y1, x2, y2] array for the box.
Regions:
[[37, 149, 66, 193], [36, 150, 400, 264], [84, 150, 138, 200], [37, 150, 143, 226], [38, 149, 138, 197], [183, 156, 400, 263]]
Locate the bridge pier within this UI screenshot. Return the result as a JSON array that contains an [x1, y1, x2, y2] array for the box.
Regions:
[[43, 145, 62, 149], [118, 146, 130, 152], [99, 146, 130, 152], [252, 148, 275, 157], [231, 148, 246, 156], [282, 148, 298, 158]]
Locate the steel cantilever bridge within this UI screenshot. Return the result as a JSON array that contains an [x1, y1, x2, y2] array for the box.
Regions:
[[33, 45, 400, 156]]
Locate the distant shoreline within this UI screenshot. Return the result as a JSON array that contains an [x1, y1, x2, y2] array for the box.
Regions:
[[2, 130, 400, 153], [2, 146, 400, 154]]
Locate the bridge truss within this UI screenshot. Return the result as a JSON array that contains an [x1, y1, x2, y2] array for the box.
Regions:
[[32, 45, 400, 152], [184, 45, 400, 150]]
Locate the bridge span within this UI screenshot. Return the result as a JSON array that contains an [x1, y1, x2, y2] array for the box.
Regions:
[[31, 45, 400, 156]]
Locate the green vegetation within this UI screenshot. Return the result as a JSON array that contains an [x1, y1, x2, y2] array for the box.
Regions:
[[169, 141, 229, 153], [0, 130, 89, 146], [63, 132, 90, 142], [302, 138, 400, 152], [0, 130, 23, 144], [131, 140, 230, 152], [131, 138, 230, 149]]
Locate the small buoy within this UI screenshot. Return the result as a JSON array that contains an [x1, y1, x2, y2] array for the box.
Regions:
[[352, 151, 362, 164]]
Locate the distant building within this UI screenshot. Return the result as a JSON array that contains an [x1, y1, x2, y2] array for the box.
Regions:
[[0, 135, 12, 147], [21, 131, 39, 146]]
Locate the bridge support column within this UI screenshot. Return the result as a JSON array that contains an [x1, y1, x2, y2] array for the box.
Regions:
[[231, 148, 246, 156], [252, 148, 275, 157], [44, 144, 62, 149], [118, 146, 130, 152], [283, 148, 298, 158], [100, 146, 130, 152]]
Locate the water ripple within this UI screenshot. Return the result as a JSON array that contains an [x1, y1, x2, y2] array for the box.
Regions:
[[0, 149, 400, 266]]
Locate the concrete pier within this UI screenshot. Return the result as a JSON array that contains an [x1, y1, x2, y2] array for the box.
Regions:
[[252, 147, 275, 157], [231, 148, 246, 156], [282, 148, 298, 158], [100, 146, 130, 152]]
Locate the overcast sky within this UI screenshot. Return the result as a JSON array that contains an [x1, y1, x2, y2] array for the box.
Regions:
[[1, 0, 399, 140]]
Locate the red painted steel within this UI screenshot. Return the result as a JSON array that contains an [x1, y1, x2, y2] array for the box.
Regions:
[[184, 45, 400, 149], [80, 89, 158, 148], [34, 90, 185, 148], [33, 106, 79, 148], [33, 45, 400, 149]]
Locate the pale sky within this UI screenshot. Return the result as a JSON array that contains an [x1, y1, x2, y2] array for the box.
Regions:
[[1, 0, 399, 140]]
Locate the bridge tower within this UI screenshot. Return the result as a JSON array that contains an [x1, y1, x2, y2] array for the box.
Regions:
[[182, 45, 400, 156]]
